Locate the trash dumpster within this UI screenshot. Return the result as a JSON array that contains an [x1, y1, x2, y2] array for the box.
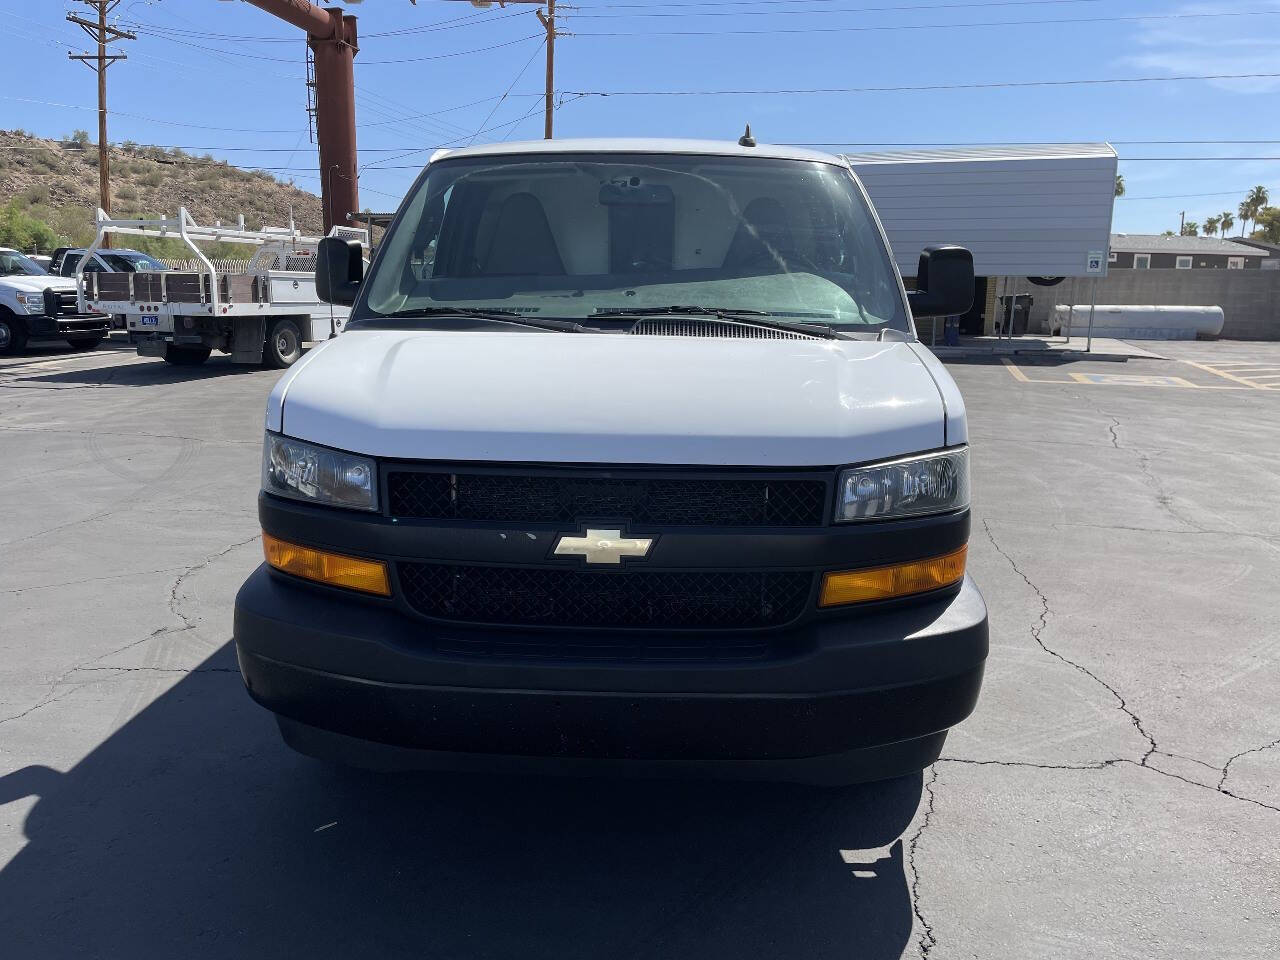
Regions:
[[997, 295, 1034, 336]]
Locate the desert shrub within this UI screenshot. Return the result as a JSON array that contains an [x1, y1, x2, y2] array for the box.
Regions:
[[0, 201, 58, 253], [21, 184, 51, 205]]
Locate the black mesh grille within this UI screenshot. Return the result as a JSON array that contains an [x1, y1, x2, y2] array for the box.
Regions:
[[387, 471, 828, 527], [399, 563, 812, 633]]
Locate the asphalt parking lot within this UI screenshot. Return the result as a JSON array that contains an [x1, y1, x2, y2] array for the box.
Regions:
[[1, 338, 1277, 958]]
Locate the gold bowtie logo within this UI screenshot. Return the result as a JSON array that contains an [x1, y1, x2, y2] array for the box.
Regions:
[[553, 528, 654, 565]]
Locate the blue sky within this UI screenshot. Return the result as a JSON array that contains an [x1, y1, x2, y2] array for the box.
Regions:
[[5, 0, 1278, 234]]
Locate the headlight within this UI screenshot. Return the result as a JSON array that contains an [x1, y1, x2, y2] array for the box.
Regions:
[[836, 447, 969, 521], [262, 432, 378, 511], [15, 293, 47, 313]]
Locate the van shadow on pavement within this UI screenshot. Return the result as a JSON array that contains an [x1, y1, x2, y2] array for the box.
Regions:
[[0, 641, 922, 959]]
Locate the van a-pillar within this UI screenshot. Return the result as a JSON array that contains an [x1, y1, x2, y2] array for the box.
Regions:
[[241, 0, 359, 232]]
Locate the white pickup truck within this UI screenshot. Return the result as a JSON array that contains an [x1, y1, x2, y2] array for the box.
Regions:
[[234, 138, 988, 784], [0, 248, 110, 355]]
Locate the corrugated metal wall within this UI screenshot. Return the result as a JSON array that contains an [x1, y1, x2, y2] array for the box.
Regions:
[[846, 145, 1118, 280]]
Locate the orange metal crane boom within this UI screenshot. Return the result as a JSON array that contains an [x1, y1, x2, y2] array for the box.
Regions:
[[241, 0, 360, 232]]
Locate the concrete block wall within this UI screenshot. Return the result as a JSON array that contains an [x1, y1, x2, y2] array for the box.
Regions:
[[1008, 270, 1280, 340]]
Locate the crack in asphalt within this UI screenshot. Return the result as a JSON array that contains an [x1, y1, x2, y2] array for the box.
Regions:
[[907, 765, 939, 958], [0, 509, 118, 548], [1219, 736, 1280, 793], [982, 519, 1158, 763], [0, 566, 188, 596], [0, 534, 259, 726], [1136, 452, 1205, 532], [936, 756, 1280, 815], [0, 423, 259, 446], [168, 533, 261, 629], [69, 665, 239, 675], [981, 518, 1279, 815]]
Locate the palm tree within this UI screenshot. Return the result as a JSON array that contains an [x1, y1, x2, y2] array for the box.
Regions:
[[1220, 211, 1235, 236], [1114, 174, 1125, 198], [1238, 200, 1253, 236], [1243, 185, 1270, 235], [1204, 215, 1220, 237], [1180, 221, 1199, 237]]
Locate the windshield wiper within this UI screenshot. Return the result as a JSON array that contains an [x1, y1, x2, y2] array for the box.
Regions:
[[381, 307, 591, 333], [592, 305, 851, 340]]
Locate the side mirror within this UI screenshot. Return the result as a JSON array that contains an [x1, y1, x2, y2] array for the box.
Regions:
[[907, 245, 974, 318], [316, 236, 364, 306]]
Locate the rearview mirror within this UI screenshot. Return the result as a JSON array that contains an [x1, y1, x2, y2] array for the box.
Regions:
[[907, 245, 974, 318], [316, 236, 364, 306]]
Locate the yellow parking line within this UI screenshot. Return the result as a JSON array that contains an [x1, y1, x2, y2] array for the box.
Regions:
[[1178, 359, 1269, 390], [1001, 358, 1032, 382]]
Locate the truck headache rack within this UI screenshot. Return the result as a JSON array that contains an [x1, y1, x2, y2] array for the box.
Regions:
[[78, 207, 368, 367]]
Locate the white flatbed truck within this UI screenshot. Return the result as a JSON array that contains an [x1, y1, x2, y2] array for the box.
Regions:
[[79, 208, 367, 367]]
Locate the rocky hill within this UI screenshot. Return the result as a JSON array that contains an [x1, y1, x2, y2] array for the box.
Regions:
[[0, 129, 323, 253]]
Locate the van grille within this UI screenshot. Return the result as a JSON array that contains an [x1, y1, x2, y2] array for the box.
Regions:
[[399, 563, 812, 635], [386, 470, 829, 527]]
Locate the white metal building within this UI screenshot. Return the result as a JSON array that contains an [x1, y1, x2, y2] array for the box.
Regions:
[[845, 144, 1118, 334]]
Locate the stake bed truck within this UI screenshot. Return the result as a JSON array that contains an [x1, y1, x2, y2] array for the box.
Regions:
[[80, 209, 367, 368], [234, 138, 989, 783]]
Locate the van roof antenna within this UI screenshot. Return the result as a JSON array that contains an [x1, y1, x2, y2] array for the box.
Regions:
[[738, 124, 756, 148]]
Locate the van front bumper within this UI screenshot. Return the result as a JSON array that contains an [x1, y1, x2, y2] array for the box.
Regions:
[[234, 565, 988, 780]]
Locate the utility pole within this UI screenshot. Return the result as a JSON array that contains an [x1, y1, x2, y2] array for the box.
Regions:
[[67, 1, 135, 227], [1179, 210, 1186, 235], [474, 1, 566, 139], [535, 0, 558, 139]]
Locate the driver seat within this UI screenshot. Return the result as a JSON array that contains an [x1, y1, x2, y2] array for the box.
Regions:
[[483, 192, 566, 276]]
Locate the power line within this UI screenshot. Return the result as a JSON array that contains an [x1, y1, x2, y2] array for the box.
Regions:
[[1118, 189, 1279, 201], [566, 71, 1280, 96], [361, 34, 546, 66], [570, 0, 1111, 15], [787, 139, 1280, 146], [467, 37, 548, 147], [576, 0, 1105, 8], [574, 9, 1280, 35]]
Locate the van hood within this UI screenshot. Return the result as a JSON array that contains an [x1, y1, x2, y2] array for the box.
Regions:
[[271, 329, 949, 467], [1, 275, 73, 294]]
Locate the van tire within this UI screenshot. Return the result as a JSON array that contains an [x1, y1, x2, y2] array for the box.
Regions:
[[0, 311, 28, 356], [163, 345, 211, 366], [264, 317, 303, 369], [67, 335, 105, 351]]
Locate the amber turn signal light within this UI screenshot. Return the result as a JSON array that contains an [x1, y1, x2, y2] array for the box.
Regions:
[[819, 545, 967, 607], [262, 533, 391, 597]]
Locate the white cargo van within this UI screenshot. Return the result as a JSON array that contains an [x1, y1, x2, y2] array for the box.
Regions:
[[234, 138, 988, 784]]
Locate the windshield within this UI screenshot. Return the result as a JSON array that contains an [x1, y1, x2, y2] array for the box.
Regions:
[[100, 252, 168, 272], [357, 153, 908, 331], [0, 250, 48, 277]]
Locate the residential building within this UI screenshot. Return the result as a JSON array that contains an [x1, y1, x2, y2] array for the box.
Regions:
[[1109, 234, 1268, 270]]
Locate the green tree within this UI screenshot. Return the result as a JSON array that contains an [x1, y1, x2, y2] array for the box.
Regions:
[[1114, 174, 1125, 198], [1220, 211, 1235, 236], [1203, 215, 1220, 237], [1161, 229, 1176, 236], [69, 129, 91, 145], [1242, 185, 1271, 236], [1253, 207, 1280, 244], [1180, 221, 1199, 237]]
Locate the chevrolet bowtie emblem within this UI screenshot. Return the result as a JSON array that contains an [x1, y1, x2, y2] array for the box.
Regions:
[[553, 528, 654, 565]]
